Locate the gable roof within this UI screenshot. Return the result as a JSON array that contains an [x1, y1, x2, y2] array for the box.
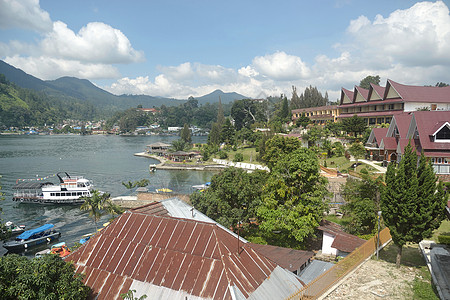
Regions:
[[353, 86, 369, 102], [318, 220, 365, 253], [340, 88, 354, 105], [386, 79, 450, 103], [368, 83, 386, 101], [67, 211, 305, 300], [373, 128, 388, 146], [409, 111, 450, 151], [248, 243, 314, 273]]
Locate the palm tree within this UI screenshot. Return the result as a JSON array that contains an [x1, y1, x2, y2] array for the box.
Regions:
[[80, 190, 123, 230]]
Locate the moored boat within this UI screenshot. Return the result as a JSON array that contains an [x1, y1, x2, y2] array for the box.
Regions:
[[3, 224, 61, 252], [50, 242, 71, 257], [12, 172, 93, 204], [4, 221, 26, 236]]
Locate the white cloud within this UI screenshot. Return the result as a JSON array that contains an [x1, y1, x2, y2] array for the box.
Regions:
[[40, 21, 144, 64], [4, 55, 120, 80], [252, 51, 311, 81], [346, 1, 450, 67], [0, 0, 52, 32]]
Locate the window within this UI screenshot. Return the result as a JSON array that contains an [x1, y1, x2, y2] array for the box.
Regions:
[[369, 118, 376, 125], [388, 104, 394, 110], [50, 193, 55, 196], [436, 126, 450, 140], [431, 104, 437, 110]]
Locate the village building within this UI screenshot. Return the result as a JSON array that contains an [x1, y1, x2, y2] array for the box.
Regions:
[[339, 79, 450, 125], [66, 199, 313, 299], [318, 220, 366, 258], [365, 111, 450, 179], [292, 105, 339, 124]]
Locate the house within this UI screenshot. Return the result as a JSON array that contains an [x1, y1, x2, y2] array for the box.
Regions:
[[318, 220, 365, 257], [339, 79, 450, 125], [365, 111, 450, 179], [292, 105, 339, 124], [66, 199, 307, 299], [146, 142, 171, 156]]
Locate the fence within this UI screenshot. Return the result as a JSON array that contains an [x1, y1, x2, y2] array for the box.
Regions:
[[285, 227, 392, 300]]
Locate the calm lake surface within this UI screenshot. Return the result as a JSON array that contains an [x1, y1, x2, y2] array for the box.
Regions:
[[0, 134, 214, 256]]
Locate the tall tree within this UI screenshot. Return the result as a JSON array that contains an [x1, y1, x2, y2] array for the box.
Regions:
[[359, 75, 381, 89], [348, 141, 366, 164], [208, 122, 222, 146], [278, 94, 290, 122], [220, 118, 235, 145], [180, 123, 192, 144], [216, 96, 225, 127], [257, 148, 329, 246], [263, 136, 302, 170], [290, 86, 301, 110], [298, 86, 328, 108], [381, 143, 447, 267], [341, 115, 367, 137]]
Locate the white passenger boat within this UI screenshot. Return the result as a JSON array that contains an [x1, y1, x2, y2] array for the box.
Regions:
[[12, 172, 93, 204]]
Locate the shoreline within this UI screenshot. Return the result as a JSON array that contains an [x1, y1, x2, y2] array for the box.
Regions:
[[134, 152, 226, 171]]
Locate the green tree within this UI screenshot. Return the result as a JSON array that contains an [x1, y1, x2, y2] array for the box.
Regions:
[[220, 118, 235, 145], [0, 254, 90, 299], [278, 94, 290, 122], [80, 190, 123, 230], [341, 115, 367, 137], [290, 86, 301, 110], [342, 174, 383, 235], [208, 122, 221, 146], [191, 168, 269, 230], [302, 125, 325, 148], [348, 141, 366, 164], [298, 86, 328, 108], [435, 82, 449, 87], [381, 143, 448, 267], [257, 148, 329, 247], [216, 96, 225, 127], [295, 113, 310, 128], [359, 75, 381, 89], [171, 139, 188, 151], [263, 136, 302, 170], [180, 123, 192, 144]]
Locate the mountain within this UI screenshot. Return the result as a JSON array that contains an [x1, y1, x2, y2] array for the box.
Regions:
[[196, 89, 248, 105], [0, 60, 250, 117]]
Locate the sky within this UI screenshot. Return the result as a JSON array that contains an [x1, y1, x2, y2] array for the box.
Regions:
[[1, 0, 450, 102]]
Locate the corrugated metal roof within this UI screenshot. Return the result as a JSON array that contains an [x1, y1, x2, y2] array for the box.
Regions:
[[298, 260, 334, 285], [248, 243, 314, 273], [67, 211, 304, 299]]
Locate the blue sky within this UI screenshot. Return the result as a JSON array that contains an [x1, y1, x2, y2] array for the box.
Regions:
[[1, 0, 450, 101]]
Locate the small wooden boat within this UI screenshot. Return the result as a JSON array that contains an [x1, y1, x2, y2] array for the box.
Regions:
[[149, 164, 157, 172], [3, 224, 61, 252]]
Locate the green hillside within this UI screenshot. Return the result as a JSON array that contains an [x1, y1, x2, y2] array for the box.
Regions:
[[0, 75, 96, 128]]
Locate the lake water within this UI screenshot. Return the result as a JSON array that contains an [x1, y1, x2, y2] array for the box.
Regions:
[[0, 134, 215, 256]]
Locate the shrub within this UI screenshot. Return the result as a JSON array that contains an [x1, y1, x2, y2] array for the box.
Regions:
[[218, 151, 228, 159], [234, 153, 244, 162], [438, 234, 450, 245]]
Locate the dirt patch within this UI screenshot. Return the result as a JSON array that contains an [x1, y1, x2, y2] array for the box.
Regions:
[[325, 259, 417, 299]]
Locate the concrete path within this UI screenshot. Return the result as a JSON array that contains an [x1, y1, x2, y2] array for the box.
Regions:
[[351, 158, 387, 173]]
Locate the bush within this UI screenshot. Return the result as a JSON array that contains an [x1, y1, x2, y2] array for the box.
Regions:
[[234, 153, 244, 162], [218, 151, 228, 159], [438, 234, 450, 245]]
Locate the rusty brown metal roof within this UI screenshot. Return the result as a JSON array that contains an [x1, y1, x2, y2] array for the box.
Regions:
[[67, 211, 304, 299], [318, 220, 365, 253], [130, 201, 169, 216], [248, 243, 314, 273]]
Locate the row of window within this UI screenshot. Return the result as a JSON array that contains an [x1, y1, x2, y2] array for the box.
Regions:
[[432, 158, 449, 164], [341, 103, 403, 114], [50, 192, 89, 197]]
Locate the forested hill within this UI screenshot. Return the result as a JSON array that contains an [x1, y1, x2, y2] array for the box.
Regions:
[[0, 60, 249, 119], [0, 74, 96, 128]]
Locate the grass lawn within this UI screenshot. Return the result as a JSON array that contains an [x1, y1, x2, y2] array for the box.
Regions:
[[431, 219, 450, 242], [212, 147, 260, 164], [379, 242, 439, 299]]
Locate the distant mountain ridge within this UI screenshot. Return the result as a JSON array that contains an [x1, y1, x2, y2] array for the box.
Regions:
[[0, 60, 249, 116]]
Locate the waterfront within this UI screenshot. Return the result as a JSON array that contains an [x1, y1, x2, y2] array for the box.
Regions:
[[0, 134, 215, 256]]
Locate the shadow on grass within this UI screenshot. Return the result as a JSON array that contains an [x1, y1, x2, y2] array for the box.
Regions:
[[378, 242, 426, 267]]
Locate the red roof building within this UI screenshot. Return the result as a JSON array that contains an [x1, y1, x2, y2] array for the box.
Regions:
[[366, 111, 450, 178], [66, 208, 306, 299], [339, 79, 450, 126], [292, 105, 339, 124], [318, 220, 365, 257]]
